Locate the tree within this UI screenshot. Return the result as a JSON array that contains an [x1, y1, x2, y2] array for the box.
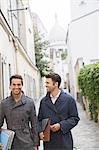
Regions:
[[33, 27, 52, 77], [78, 62, 99, 122]]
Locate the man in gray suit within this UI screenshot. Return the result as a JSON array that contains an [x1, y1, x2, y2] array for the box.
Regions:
[[0, 74, 39, 150]]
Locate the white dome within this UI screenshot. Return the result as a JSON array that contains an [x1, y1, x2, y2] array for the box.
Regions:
[[49, 16, 66, 42]]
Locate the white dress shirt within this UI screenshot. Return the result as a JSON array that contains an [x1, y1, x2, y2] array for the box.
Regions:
[[50, 90, 61, 104]]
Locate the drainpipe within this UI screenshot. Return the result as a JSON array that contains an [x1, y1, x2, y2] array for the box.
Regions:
[[12, 38, 19, 74], [0, 53, 2, 100]]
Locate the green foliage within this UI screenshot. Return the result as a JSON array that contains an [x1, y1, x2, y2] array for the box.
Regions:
[[58, 49, 67, 60], [34, 27, 52, 77], [61, 49, 67, 60], [78, 62, 99, 122]]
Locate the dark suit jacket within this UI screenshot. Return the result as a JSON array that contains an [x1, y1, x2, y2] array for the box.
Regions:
[[0, 94, 39, 150], [38, 91, 80, 150]]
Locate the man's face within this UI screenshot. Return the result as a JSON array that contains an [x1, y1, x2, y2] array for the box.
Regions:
[[45, 78, 56, 92], [10, 78, 23, 96]]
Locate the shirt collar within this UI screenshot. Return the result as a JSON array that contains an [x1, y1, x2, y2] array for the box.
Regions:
[[50, 90, 61, 98]]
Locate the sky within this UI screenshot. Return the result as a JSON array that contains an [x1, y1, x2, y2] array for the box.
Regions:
[[29, 0, 71, 33]]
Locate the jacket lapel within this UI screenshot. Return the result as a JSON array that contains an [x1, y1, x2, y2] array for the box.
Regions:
[[45, 94, 57, 113], [46, 91, 66, 113], [10, 94, 26, 109], [45, 94, 58, 113]]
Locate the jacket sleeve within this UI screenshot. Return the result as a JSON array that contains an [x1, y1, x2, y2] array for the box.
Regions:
[[38, 100, 44, 133], [29, 100, 39, 146], [0, 101, 4, 128], [59, 98, 80, 134]]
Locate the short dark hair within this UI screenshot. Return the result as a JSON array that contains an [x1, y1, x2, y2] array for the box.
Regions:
[[10, 74, 23, 85], [45, 73, 61, 87]]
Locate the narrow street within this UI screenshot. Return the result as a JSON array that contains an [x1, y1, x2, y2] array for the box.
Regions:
[[36, 101, 99, 150], [72, 102, 99, 150]]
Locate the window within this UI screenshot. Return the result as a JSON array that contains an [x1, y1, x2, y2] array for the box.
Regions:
[[79, 0, 86, 5]]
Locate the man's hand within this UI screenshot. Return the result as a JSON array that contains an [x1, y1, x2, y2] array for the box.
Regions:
[[34, 146, 38, 150], [0, 143, 2, 150], [50, 123, 61, 132], [39, 132, 44, 140]]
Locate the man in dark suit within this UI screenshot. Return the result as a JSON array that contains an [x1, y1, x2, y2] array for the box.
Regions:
[[0, 74, 39, 150], [38, 73, 80, 150]]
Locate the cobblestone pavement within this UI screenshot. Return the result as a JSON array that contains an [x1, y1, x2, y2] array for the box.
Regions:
[[72, 102, 99, 150]]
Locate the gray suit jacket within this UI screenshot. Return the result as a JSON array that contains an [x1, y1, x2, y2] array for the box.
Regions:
[[0, 94, 39, 150]]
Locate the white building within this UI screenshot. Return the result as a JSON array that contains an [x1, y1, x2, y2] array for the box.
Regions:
[[66, 0, 99, 98], [0, 0, 40, 100], [49, 15, 68, 88]]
